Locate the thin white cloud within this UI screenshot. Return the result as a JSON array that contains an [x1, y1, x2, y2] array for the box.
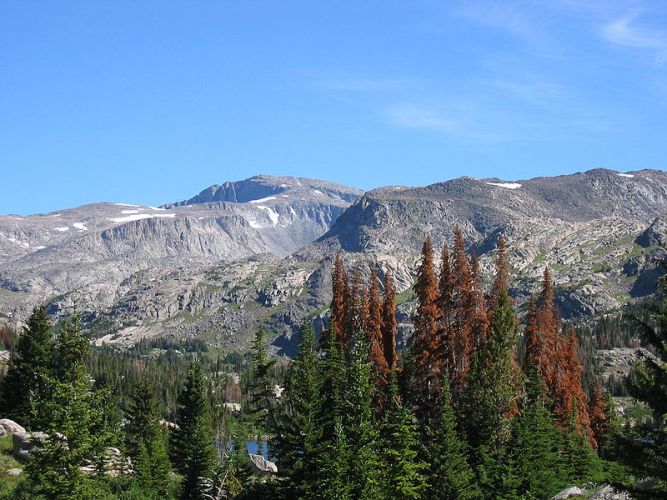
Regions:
[[603, 12, 667, 63], [384, 102, 511, 142]]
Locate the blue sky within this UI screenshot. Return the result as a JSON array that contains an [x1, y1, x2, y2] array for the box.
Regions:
[[1, 0, 666, 215]]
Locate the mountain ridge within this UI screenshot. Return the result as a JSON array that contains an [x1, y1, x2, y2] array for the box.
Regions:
[[0, 168, 665, 354]]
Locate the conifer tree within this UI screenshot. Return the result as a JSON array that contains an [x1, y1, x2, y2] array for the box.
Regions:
[[588, 376, 609, 450], [449, 227, 475, 391], [247, 325, 274, 437], [381, 374, 428, 499], [272, 323, 320, 497], [331, 253, 349, 346], [345, 333, 383, 499], [344, 265, 365, 348], [171, 363, 217, 500], [126, 378, 174, 498], [436, 245, 454, 351], [557, 329, 592, 441], [367, 264, 389, 394], [427, 374, 479, 500], [314, 327, 350, 497], [382, 270, 399, 372], [463, 289, 519, 456], [560, 411, 604, 485], [0, 305, 54, 427], [470, 250, 489, 349], [23, 312, 118, 498], [410, 236, 440, 425], [507, 364, 565, 499], [463, 239, 520, 457]]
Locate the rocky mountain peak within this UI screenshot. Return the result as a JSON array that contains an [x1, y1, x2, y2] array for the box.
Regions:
[[169, 175, 362, 207]]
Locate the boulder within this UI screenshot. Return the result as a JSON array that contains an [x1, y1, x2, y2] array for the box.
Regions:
[[551, 487, 583, 500], [5, 468, 22, 477], [0, 418, 26, 436], [12, 431, 48, 462], [248, 453, 278, 475]]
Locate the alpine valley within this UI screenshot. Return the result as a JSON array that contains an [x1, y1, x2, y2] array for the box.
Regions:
[[0, 168, 665, 355]]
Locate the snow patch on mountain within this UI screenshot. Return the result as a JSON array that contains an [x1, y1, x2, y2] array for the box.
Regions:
[[249, 196, 277, 204], [486, 182, 522, 189], [110, 213, 176, 224], [257, 206, 279, 226]]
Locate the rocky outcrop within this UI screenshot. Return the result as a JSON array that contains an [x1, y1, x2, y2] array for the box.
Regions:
[[248, 453, 278, 476]]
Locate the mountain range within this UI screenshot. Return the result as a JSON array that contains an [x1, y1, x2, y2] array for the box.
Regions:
[[1, 169, 665, 355]]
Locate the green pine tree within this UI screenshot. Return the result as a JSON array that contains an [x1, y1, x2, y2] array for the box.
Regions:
[[462, 289, 519, 455], [272, 323, 320, 497], [381, 374, 428, 499], [171, 362, 217, 500], [0, 306, 54, 427], [21, 312, 118, 499], [126, 378, 175, 498], [428, 374, 479, 500], [314, 330, 350, 500], [507, 365, 566, 499], [345, 333, 384, 499], [560, 411, 604, 486]]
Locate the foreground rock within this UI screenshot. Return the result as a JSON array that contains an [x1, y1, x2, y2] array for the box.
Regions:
[[0, 418, 26, 437]]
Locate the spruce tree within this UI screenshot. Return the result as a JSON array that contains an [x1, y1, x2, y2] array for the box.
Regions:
[[381, 374, 428, 499], [427, 374, 479, 500], [0, 305, 54, 427], [345, 333, 384, 499], [410, 236, 440, 427], [22, 312, 118, 498], [331, 253, 349, 346], [367, 264, 389, 394], [381, 270, 399, 372], [507, 365, 565, 499], [171, 363, 217, 500], [247, 325, 273, 434], [314, 329, 350, 499], [126, 378, 174, 498], [272, 323, 320, 497]]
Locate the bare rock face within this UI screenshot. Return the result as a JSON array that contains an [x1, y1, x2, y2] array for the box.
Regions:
[[0, 175, 362, 323]]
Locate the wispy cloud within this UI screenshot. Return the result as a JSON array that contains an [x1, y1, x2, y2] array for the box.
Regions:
[[603, 12, 667, 64], [384, 102, 512, 143]]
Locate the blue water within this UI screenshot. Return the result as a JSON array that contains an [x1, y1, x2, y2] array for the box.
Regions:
[[246, 439, 269, 459]]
